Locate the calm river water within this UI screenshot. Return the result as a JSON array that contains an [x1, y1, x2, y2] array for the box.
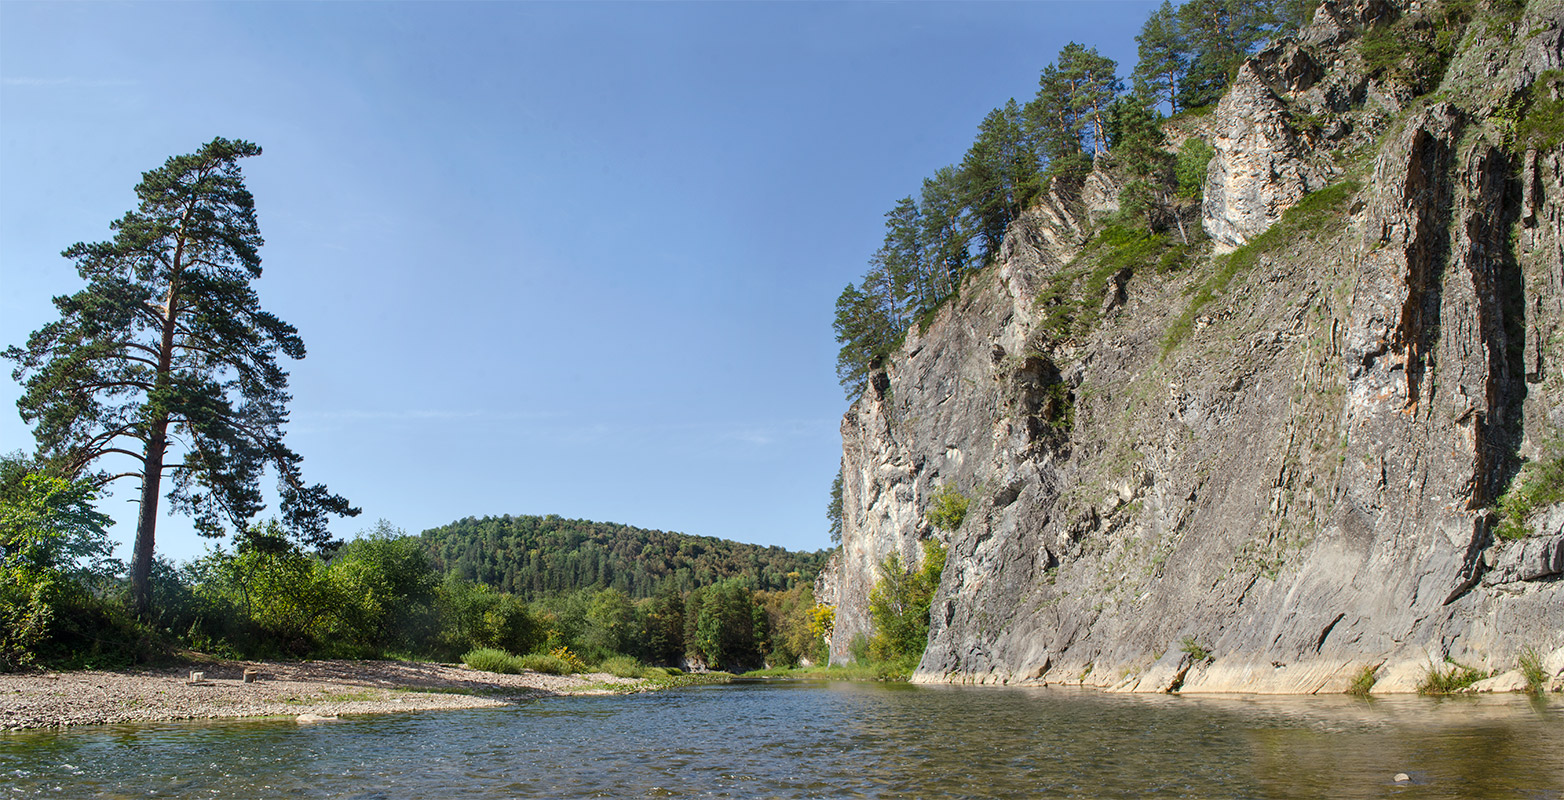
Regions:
[[3, 680, 1561, 799]]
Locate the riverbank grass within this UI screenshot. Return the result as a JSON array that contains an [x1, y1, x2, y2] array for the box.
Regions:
[[1345, 665, 1378, 696], [462, 647, 731, 691], [1519, 649, 1548, 695], [744, 657, 918, 682], [1418, 659, 1488, 695]]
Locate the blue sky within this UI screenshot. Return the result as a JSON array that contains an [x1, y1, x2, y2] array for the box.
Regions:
[[0, 1, 1156, 562]]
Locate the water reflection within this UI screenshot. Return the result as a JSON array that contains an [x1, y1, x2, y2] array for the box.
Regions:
[[2, 682, 1560, 799]]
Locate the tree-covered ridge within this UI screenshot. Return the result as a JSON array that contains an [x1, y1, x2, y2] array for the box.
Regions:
[[420, 514, 831, 601], [832, 0, 1307, 398]]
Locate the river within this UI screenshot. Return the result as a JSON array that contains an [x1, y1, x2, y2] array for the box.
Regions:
[[3, 680, 1561, 799]]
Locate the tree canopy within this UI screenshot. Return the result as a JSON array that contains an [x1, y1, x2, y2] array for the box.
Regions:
[[420, 514, 829, 601], [831, 0, 1307, 398], [4, 137, 357, 614]]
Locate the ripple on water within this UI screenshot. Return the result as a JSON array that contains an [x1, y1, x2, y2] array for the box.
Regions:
[[2, 684, 1561, 799]]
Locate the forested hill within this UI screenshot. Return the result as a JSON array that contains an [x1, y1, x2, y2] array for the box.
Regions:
[[420, 515, 831, 600]]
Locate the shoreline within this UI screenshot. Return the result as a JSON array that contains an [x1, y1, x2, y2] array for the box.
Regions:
[[1, 658, 645, 731]]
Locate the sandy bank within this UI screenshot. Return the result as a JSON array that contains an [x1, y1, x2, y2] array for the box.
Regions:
[[1, 658, 642, 730]]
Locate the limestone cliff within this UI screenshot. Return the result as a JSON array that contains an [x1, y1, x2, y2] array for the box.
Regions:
[[820, 0, 1564, 693]]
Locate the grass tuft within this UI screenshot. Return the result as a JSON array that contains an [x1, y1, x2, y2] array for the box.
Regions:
[[596, 654, 647, 679], [1179, 635, 1212, 663], [1037, 222, 1195, 346], [1515, 71, 1564, 151], [743, 659, 916, 682], [644, 671, 734, 688], [1346, 665, 1378, 696], [518, 653, 575, 675], [1417, 658, 1488, 695], [1518, 648, 1548, 695], [463, 647, 525, 674]]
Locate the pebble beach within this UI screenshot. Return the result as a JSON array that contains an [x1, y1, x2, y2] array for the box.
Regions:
[[0, 659, 641, 730]]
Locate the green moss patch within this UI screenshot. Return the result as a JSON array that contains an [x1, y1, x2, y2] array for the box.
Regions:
[[1162, 181, 1358, 357]]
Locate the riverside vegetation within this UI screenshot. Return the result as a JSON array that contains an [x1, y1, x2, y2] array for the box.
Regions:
[[0, 469, 834, 677], [2, 436, 943, 681]]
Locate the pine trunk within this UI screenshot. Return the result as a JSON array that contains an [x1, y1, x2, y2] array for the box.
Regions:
[[130, 264, 183, 616], [129, 421, 168, 615]]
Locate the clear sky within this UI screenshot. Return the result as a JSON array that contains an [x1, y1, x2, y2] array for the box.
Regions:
[[0, 0, 1156, 563]]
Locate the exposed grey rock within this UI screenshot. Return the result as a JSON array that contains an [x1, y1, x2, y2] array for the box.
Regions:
[[832, 3, 1564, 693], [1482, 530, 1564, 585], [1299, 0, 1399, 48], [1202, 60, 1317, 251], [1468, 669, 1530, 693], [1441, 0, 1563, 107]]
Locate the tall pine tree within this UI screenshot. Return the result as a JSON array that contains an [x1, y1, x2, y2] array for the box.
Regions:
[[961, 99, 1043, 263], [1175, 0, 1280, 108], [1132, 1, 1189, 114], [5, 138, 358, 614]]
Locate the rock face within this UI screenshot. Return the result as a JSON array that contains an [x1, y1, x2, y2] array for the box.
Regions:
[[1202, 58, 1328, 251], [821, 0, 1564, 692]]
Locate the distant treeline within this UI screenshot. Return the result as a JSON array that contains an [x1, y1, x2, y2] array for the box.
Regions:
[[420, 515, 832, 601]]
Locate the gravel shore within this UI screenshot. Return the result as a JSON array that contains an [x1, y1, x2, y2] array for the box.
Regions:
[[0, 659, 643, 730]]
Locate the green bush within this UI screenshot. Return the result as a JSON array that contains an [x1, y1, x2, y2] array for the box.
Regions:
[[1175, 138, 1214, 200], [848, 632, 871, 663], [1495, 440, 1564, 539], [927, 485, 970, 532], [868, 541, 947, 664], [596, 654, 646, 678], [0, 464, 117, 670], [436, 574, 545, 659], [323, 522, 438, 655], [688, 579, 766, 671], [756, 583, 826, 668], [463, 647, 524, 674], [188, 523, 340, 657], [519, 652, 575, 675]]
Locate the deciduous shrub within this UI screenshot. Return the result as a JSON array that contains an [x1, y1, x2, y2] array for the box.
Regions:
[[1175, 138, 1213, 199], [520, 652, 575, 675], [868, 541, 947, 666], [1494, 440, 1564, 539], [463, 647, 524, 674], [927, 486, 970, 532], [0, 465, 115, 670]]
